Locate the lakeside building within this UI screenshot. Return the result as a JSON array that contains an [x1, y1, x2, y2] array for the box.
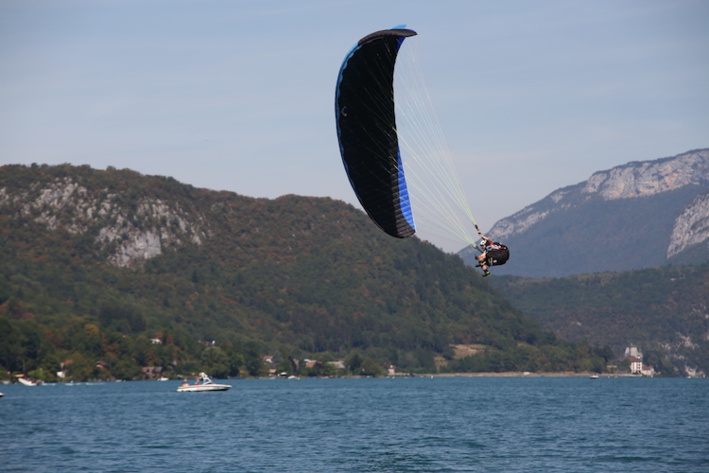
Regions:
[[623, 345, 655, 377]]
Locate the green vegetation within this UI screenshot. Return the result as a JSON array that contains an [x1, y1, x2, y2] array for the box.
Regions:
[[1, 164, 612, 381], [492, 264, 709, 376]]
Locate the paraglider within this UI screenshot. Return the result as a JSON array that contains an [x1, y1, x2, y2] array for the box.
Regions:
[[474, 234, 510, 277], [335, 27, 417, 238], [334, 26, 510, 275]]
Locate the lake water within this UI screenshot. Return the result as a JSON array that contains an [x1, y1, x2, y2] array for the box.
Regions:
[[1, 377, 707, 472]]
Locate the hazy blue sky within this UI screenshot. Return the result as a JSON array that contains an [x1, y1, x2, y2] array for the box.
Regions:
[[2, 0, 707, 251]]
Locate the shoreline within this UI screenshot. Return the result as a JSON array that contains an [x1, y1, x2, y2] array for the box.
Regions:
[[414, 371, 634, 378]]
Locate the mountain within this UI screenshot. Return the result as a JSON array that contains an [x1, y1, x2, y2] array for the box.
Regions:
[[460, 149, 709, 278], [0, 164, 609, 381], [491, 264, 709, 377]]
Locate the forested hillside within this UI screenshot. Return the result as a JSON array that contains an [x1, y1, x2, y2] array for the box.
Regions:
[[0, 164, 611, 381], [492, 264, 709, 376]]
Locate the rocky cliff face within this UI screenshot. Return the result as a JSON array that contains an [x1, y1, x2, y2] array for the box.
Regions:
[[668, 190, 709, 259], [0, 171, 210, 268], [581, 150, 709, 200], [492, 149, 709, 241], [470, 149, 709, 277]]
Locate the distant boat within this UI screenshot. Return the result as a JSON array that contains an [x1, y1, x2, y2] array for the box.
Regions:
[[17, 377, 37, 386], [589, 374, 599, 379], [176, 373, 230, 392]]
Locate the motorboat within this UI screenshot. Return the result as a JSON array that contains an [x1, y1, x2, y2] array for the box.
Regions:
[[17, 377, 37, 386], [176, 373, 231, 392]]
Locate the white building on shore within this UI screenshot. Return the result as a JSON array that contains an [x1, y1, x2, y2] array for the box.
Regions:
[[623, 345, 655, 377]]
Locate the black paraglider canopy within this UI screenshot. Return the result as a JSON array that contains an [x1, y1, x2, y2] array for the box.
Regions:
[[335, 28, 418, 238]]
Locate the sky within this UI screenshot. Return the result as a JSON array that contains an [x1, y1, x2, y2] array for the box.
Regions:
[[2, 0, 708, 252]]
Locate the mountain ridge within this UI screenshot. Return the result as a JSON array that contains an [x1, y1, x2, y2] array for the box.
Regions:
[[2, 153, 707, 379], [1, 163, 609, 380], [460, 149, 709, 277]]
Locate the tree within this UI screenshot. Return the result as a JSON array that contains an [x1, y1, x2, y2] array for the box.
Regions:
[[65, 352, 93, 381], [359, 357, 385, 377], [200, 346, 229, 378], [346, 352, 363, 374], [244, 342, 265, 377]]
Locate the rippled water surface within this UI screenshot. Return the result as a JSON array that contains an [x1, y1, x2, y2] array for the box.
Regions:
[[1, 377, 707, 472]]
